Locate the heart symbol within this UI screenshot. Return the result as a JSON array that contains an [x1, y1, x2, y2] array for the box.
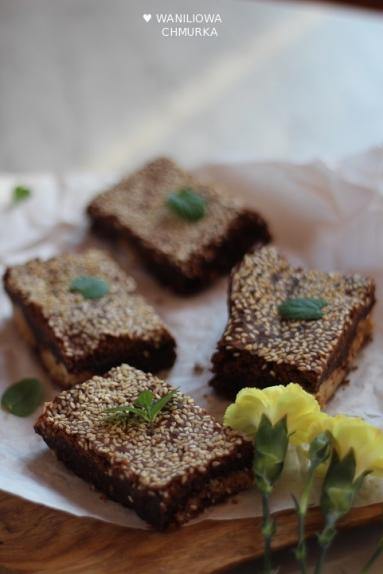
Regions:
[[142, 14, 152, 22]]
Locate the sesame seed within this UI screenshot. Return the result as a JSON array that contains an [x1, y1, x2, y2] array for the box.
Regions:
[[5, 250, 175, 374], [213, 246, 374, 386], [36, 364, 250, 490]]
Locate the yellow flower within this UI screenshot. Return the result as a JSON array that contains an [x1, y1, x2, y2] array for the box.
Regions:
[[224, 383, 330, 445], [328, 415, 383, 478]]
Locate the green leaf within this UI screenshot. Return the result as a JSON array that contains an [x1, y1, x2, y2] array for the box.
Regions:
[[134, 389, 154, 411], [1, 378, 44, 417], [278, 298, 328, 321], [12, 186, 32, 204], [150, 388, 178, 421], [104, 388, 178, 425], [70, 275, 110, 299], [105, 405, 150, 423], [104, 405, 140, 415], [166, 187, 206, 221]]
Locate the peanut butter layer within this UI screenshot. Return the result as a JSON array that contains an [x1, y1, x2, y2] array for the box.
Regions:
[[315, 315, 372, 406]]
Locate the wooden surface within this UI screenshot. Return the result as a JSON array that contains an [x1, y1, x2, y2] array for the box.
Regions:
[[0, 491, 382, 574]]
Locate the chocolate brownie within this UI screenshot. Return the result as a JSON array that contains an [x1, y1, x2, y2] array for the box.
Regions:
[[34, 364, 253, 529], [87, 157, 271, 293], [211, 246, 375, 405], [3, 250, 176, 387]]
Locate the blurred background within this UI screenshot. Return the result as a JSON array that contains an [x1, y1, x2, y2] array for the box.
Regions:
[[1, 0, 383, 173], [1, 0, 383, 573]]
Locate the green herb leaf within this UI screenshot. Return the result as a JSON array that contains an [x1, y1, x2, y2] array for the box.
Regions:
[[12, 186, 32, 204], [70, 275, 110, 299], [104, 388, 178, 425], [134, 389, 155, 411], [166, 187, 206, 221], [278, 298, 328, 321], [149, 389, 178, 421], [1, 378, 44, 417]]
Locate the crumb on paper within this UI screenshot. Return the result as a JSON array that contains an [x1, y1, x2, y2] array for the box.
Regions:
[[193, 362, 204, 375]]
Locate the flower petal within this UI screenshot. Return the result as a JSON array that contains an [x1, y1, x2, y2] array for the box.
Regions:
[[329, 415, 383, 478]]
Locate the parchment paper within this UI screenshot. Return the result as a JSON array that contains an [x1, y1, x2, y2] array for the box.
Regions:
[[1, 147, 383, 529]]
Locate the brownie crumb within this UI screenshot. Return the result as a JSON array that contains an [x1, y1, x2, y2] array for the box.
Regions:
[[193, 362, 205, 375]]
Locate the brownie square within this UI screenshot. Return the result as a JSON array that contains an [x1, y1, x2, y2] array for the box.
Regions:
[[211, 246, 375, 405], [3, 249, 176, 387], [34, 364, 253, 529], [87, 157, 271, 293]]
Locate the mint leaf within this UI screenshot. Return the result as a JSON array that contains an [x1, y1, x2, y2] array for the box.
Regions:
[[134, 389, 154, 411], [12, 186, 32, 204], [166, 187, 206, 221], [278, 298, 328, 321], [1, 378, 44, 417], [104, 388, 178, 425], [150, 389, 178, 421], [70, 276, 109, 299]]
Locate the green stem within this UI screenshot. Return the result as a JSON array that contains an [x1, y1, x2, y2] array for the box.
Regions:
[[294, 467, 316, 574], [362, 537, 383, 573], [261, 491, 275, 573], [315, 514, 337, 574]]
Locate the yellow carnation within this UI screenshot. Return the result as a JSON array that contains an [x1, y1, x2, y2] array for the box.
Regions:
[[329, 415, 383, 478], [224, 383, 330, 445]]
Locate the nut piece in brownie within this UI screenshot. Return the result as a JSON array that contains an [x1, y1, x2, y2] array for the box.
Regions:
[[34, 364, 253, 529], [87, 157, 271, 293], [211, 246, 375, 405], [3, 250, 176, 387]]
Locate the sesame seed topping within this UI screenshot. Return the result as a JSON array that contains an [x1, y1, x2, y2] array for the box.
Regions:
[[88, 158, 245, 270], [37, 364, 249, 489], [5, 249, 174, 370], [215, 246, 375, 380]]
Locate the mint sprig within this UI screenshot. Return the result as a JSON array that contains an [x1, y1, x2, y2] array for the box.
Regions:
[[278, 298, 328, 321], [12, 186, 32, 204], [1, 378, 44, 417], [166, 187, 206, 221], [70, 275, 110, 299], [104, 388, 178, 424]]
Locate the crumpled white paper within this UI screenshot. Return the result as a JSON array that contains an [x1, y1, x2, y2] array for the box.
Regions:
[[1, 147, 383, 530]]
